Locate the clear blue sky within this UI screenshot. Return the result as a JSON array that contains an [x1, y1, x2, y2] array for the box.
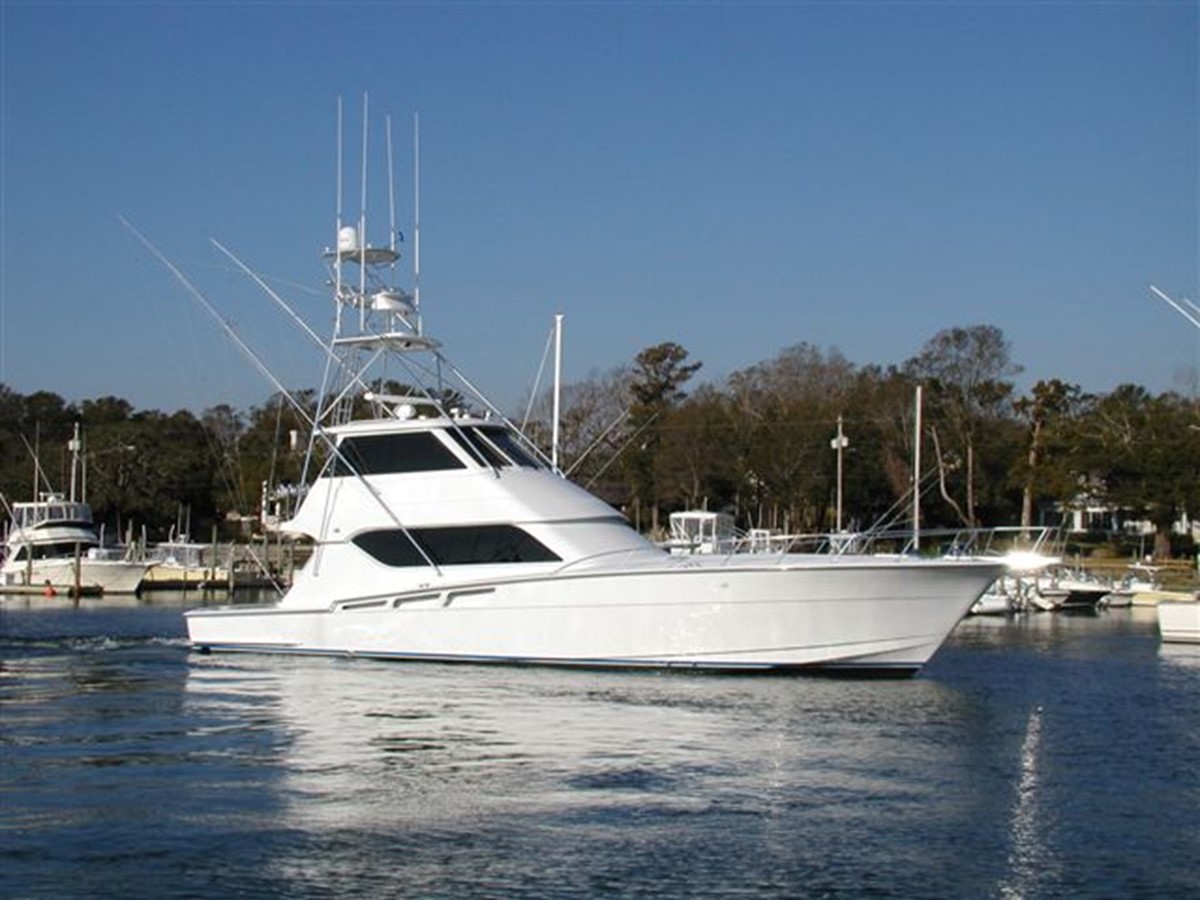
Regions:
[[1, 1, 1196, 416]]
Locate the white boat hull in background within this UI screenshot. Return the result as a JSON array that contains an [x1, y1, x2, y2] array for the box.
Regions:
[[187, 557, 1003, 673], [1158, 600, 1200, 644], [1, 557, 152, 594]]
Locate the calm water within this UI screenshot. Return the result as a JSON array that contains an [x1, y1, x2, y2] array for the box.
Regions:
[[2, 594, 1197, 899]]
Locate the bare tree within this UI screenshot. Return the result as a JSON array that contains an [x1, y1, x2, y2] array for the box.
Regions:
[[906, 325, 1021, 527]]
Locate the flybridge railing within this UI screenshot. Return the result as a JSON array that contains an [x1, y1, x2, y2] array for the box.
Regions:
[[680, 524, 1063, 562]]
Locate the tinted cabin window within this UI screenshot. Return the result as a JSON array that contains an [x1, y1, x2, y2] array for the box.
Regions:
[[352, 525, 560, 567], [351, 530, 429, 567], [334, 432, 465, 476], [442, 426, 542, 469], [444, 427, 509, 468], [422, 524, 559, 563], [474, 427, 541, 468]]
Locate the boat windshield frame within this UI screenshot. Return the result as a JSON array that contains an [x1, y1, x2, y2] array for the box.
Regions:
[[11, 501, 94, 530]]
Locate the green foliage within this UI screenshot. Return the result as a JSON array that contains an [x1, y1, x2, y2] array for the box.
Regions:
[[534, 327, 1198, 553], [622, 342, 702, 529], [1071, 385, 1200, 553], [0, 386, 254, 542]]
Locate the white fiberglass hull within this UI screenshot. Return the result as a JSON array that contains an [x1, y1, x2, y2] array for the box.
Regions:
[[0, 558, 153, 594], [1158, 599, 1200, 644], [186, 557, 1004, 674]]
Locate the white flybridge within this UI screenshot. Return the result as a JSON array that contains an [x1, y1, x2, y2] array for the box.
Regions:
[[184, 102, 1006, 673]]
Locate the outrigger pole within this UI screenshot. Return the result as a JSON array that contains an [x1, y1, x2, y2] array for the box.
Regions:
[[1150, 284, 1200, 331], [117, 216, 444, 578]]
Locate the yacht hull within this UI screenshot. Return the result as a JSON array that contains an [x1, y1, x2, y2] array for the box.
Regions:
[[186, 558, 1004, 674]]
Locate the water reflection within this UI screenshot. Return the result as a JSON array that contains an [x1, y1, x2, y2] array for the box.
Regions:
[[996, 706, 1059, 900], [1159, 640, 1200, 670], [179, 653, 1025, 895]]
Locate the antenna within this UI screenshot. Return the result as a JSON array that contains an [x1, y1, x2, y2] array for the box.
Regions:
[[314, 96, 347, 466], [413, 112, 421, 327], [335, 97, 344, 240], [358, 93, 370, 330], [386, 114, 397, 256], [333, 94, 346, 339], [553, 313, 563, 470], [912, 384, 922, 552]]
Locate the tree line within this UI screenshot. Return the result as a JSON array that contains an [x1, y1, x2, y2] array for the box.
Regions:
[[2, 323, 1197, 558]]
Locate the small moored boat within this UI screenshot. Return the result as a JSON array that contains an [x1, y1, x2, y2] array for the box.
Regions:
[[1, 426, 156, 595]]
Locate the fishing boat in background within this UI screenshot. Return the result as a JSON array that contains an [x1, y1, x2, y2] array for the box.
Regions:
[[664, 510, 738, 555], [0, 427, 156, 595]]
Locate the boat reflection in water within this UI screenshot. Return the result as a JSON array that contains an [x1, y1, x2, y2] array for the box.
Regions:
[[1159, 639, 1200, 669], [182, 652, 997, 876], [178, 639, 1099, 897]]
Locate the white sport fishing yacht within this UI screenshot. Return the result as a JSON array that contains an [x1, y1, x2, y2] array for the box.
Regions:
[[1, 427, 155, 595], [184, 104, 1006, 673], [1, 496, 153, 595]]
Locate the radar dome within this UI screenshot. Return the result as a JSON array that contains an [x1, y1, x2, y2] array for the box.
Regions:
[[337, 226, 359, 253]]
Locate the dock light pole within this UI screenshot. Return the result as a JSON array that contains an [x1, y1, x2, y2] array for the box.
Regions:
[[68, 423, 83, 503], [830, 415, 849, 533]]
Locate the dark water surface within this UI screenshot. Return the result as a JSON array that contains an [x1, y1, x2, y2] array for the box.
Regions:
[[2, 594, 1197, 899]]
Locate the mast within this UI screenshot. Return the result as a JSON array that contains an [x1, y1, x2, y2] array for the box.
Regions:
[[68, 422, 83, 504], [358, 92, 369, 332], [31, 424, 39, 502], [317, 95, 346, 429], [413, 112, 421, 329], [552, 314, 563, 470], [912, 385, 922, 552], [386, 114, 397, 257]]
